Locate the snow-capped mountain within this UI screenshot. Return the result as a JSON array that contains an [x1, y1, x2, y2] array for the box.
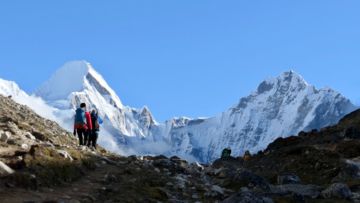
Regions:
[[165, 71, 356, 162], [1, 61, 357, 163], [34, 61, 163, 154]]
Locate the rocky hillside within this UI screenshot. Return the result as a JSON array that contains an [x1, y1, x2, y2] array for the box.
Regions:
[[0, 95, 238, 202], [1, 94, 360, 202], [214, 108, 360, 203]]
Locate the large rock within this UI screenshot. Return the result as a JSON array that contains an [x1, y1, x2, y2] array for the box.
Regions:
[[24, 132, 36, 140], [271, 184, 322, 199], [344, 127, 360, 139], [277, 173, 301, 184], [21, 143, 29, 150], [333, 158, 360, 182], [57, 150, 74, 161], [321, 183, 352, 199], [205, 185, 226, 199], [0, 131, 4, 141], [190, 162, 204, 172], [222, 189, 273, 203], [0, 131, 11, 142], [211, 167, 271, 192], [0, 161, 15, 175], [234, 169, 271, 191], [212, 157, 243, 169], [153, 158, 173, 169]]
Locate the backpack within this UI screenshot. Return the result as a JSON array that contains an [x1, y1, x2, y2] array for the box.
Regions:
[[75, 108, 86, 125], [91, 112, 100, 130]]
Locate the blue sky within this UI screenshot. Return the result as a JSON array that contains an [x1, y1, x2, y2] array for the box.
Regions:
[[0, 1, 359, 121]]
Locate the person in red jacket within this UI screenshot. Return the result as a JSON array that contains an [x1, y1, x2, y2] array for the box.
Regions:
[[73, 103, 93, 146]]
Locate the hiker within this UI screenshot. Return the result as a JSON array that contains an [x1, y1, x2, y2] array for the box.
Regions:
[[243, 150, 251, 161], [73, 103, 93, 146], [89, 109, 102, 149], [221, 147, 232, 159]]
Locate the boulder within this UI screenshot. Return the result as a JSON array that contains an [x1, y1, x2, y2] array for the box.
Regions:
[[205, 185, 225, 198], [0, 131, 11, 142], [41, 141, 55, 148], [153, 158, 173, 169], [333, 158, 360, 182], [212, 157, 243, 169], [212, 185, 225, 194], [213, 167, 234, 179], [24, 132, 36, 140], [344, 127, 360, 139], [271, 184, 322, 199], [0, 161, 15, 175], [21, 143, 29, 150], [57, 150, 74, 161], [6, 139, 16, 145], [234, 169, 271, 191], [222, 189, 273, 203], [321, 183, 352, 199], [170, 156, 189, 171], [277, 173, 301, 184], [190, 162, 204, 172]]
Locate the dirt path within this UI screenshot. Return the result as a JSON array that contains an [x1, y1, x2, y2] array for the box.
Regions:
[[0, 161, 120, 203]]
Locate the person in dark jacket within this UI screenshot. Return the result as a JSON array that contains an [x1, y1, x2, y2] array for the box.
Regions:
[[89, 109, 101, 149], [221, 147, 232, 159], [73, 103, 93, 146]]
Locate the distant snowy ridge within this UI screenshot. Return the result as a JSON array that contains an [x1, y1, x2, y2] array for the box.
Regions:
[[36, 61, 123, 109], [1, 61, 357, 163], [0, 78, 59, 122]]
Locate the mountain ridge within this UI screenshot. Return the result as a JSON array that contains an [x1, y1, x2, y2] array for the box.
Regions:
[[1, 60, 357, 162]]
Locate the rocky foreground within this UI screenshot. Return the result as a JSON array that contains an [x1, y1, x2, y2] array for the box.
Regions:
[[0, 95, 360, 202]]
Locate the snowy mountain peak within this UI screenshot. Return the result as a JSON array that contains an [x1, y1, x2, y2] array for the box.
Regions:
[[35, 61, 159, 146], [256, 70, 308, 95], [35, 60, 91, 101], [138, 106, 156, 128], [278, 70, 308, 86], [167, 71, 356, 162], [0, 78, 23, 97], [35, 60, 123, 109]]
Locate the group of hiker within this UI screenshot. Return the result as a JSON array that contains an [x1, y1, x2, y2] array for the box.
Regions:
[[73, 102, 250, 159], [73, 103, 102, 149]]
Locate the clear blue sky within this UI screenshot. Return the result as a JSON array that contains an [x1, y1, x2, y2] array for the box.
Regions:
[[0, 1, 359, 121]]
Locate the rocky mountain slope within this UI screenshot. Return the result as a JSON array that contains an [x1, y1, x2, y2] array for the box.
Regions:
[[0, 95, 211, 202], [1, 91, 360, 202], [203, 108, 360, 202]]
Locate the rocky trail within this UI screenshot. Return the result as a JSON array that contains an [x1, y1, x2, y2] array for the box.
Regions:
[[0, 155, 127, 203], [0, 160, 118, 202]]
